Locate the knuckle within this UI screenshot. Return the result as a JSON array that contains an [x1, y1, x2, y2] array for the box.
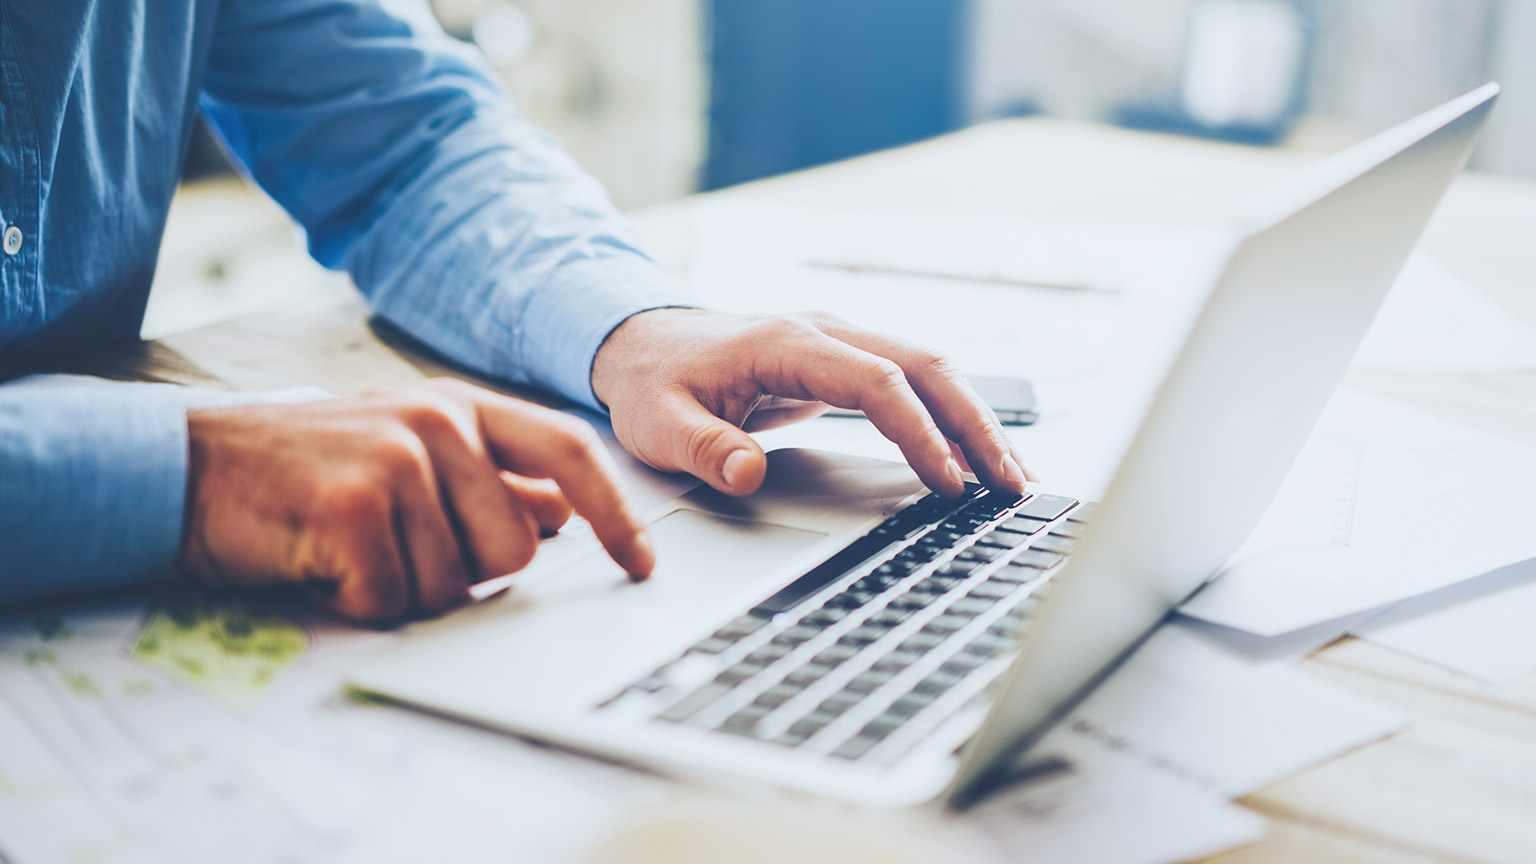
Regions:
[[684, 421, 734, 468], [318, 473, 388, 524], [550, 416, 603, 461], [865, 358, 909, 392], [395, 392, 462, 436], [915, 347, 960, 380], [368, 428, 431, 481], [755, 315, 817, 344], [794, 309, 844, 331]]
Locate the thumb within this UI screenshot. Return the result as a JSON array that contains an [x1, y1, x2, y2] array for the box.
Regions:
[[664, 396, 767, 496]]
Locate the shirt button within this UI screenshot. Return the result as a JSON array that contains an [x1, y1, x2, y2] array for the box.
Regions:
[[2, 226, 21, 256]]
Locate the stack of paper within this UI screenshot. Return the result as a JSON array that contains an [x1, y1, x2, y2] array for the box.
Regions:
[[0, 596, 1408, 864]]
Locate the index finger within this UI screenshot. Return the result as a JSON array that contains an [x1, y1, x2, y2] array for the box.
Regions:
[[805, 315, 1030, 491], [470, 396, 655, 580], [749, 327, 965, 496]]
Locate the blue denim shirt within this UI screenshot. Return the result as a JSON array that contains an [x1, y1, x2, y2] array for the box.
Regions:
[[0, 0, 688, 604]]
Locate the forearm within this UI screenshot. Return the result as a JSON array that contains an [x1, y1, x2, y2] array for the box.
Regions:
[[0, 376, 188, 606], [201, 0, 693, 412], [345, 118, 695, 410]]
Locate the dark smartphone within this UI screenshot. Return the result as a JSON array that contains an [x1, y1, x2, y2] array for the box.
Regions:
[[823, 374, 1039, 425]]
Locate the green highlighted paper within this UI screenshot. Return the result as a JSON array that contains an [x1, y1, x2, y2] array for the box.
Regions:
[[131, 597, 308, 712]]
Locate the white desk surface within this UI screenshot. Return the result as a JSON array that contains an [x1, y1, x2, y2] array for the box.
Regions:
[[67, 117, 1536, 863]]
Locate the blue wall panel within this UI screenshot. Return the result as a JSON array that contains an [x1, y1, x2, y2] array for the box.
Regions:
[[704, 0, 967, 189]]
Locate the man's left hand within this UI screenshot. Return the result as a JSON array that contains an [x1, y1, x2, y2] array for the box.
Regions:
[[591, 308, 1029, 498]]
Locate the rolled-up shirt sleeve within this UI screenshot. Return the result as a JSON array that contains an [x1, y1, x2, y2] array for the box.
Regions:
[[199, 0, 693, 411], [0, 376, 188, 606]]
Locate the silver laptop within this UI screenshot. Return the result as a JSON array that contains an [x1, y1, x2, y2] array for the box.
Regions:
[[350, 84, 1498, 808]]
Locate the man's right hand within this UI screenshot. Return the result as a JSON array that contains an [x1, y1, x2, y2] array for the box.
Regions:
[[177, 378, 653, 623]]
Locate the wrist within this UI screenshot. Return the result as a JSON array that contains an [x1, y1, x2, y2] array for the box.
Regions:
[[591, 307, 706, 410]]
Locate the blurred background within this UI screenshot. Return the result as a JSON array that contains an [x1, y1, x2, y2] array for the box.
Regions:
[[157, 0, 1534, 336]]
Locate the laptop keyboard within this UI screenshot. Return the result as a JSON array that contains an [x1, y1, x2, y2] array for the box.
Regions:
[[600, 484, 1094, 766]]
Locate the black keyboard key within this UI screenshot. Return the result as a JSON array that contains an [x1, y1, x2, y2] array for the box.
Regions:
[[629, 672, 669, 694], [831, 735, 882, 760], [753, 521, 914, 617], [779, 712, 836, 745], [922, 614, 970, 634], [846, 668, 896, 693], [828, 590, 877, 610], [929, 573, 968, 592], [890, 689, 938, 715], [772, 625, 821, 646], [964, 492, 1023, 519], [689, 637, 734, 655], [818, 689, 866, 716], [899, 631, 945, 653], [953, 549, 990, 565], [988, 564, 1039, 584], [753, 683, 802, 709], [1016, 494, 1078, 522], [963, 544, 1012, 563], [784, 663, 834, 686], [747, 643, 793, 665], [996, 516, 1050, 536], [1049, 521, 1085, 539], [1033, 534, 1077, 555], [914, 670, 963, 695], [801, 606, 851, 628], [851, 575, 886, 594], [812, 644, 860, 666], [714, 662, 766, 686], [838, 625, 887, 647], [714, 615, 768, 641], [895, 545, 944, 565], [925, 527, 969, 545], [873, 649, 923, 672], [657, 682, 731, 722], [860, 713, 906, 740], [871, 607, 915, 627], [874, 561, 916, 579], [963, 633, 1011, 657], [948, 596, 995, 617], [890, 591, 939, 611], [1011, 548, 1064, 570], [935, 561, 978, 580], [720, 705, 772, 735], [974, 532, 1023, 551], [941, 652, 987, 676], [968, 580, 1016, 600]]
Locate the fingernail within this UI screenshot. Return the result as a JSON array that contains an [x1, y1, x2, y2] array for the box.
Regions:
[[722, 449, 752, 492], [1000, 454, 1027, 489], [945, 457, 964, 490]]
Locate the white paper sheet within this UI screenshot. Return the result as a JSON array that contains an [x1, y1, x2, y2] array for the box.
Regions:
[[1057, 625, 1409, 796], [1354, 253, 1536, 373], [0, 600, 663, 864], [1180, 388, 1536, 636], [972, 735, 1266, 864], [1353, 558, 1536, 683]]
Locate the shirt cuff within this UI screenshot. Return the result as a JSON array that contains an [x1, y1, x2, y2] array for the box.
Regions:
[[0, 375, 188, 604], [493, 253, 696, 412]]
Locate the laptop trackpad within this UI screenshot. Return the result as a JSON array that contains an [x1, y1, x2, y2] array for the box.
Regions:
[[647, 508, 827, 586], [436, 509, 829, 703], [531, 508, 829, 616]]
